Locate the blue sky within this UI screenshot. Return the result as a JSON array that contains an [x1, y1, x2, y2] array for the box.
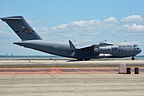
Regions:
[[0, 0, 144, 56]]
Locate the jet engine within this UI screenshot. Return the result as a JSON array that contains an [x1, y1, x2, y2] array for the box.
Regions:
[[94, 47, 111, 54], [98, 47, 111, 54]]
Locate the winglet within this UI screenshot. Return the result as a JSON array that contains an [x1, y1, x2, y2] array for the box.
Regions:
[[69, 40, 76, 49]]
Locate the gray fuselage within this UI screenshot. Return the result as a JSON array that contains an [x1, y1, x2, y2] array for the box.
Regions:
[[14, 40, 141, 60]]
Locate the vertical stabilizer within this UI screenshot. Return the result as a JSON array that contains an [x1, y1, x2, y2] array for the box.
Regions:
[[1, 16, 42, 41]]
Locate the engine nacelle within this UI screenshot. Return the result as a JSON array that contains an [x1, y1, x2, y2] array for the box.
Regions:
[[94, 46, 119, 54], [94, 47, 99, 53], [98, 47, 111, 54]]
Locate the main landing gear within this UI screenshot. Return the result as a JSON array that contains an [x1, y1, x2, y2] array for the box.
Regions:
[[78, 58, 90, 61], [131, 57, 135, 60]]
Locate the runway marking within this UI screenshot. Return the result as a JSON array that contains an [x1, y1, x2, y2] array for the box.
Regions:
[[0, 67, 118, 73], [45, 67, 66, 74], [0, 67, 143, 74]]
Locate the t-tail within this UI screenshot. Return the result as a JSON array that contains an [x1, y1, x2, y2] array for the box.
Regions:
[[1, 16, 42, 41]]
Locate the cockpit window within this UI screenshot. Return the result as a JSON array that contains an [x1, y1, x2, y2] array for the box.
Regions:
[[133, 44, 138, 47]]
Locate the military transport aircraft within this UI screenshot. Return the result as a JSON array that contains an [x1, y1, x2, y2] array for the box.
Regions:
[[1, 16, 141, 60]]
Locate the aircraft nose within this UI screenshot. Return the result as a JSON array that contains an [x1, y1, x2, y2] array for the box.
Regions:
[[137, 48, 142, 54], [139, 48, 142, 53]]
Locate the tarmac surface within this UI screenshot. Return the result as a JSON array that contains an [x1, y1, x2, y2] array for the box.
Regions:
[[0, 59, 144, 74], [0, 74, 144, 96], [0, 59, 144, 96], [0, 59, 144, 68]]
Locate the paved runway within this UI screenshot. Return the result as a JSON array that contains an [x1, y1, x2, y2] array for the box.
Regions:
[[1, 59, 144, 68], [0, 59, 144, 96], [0, 59, 144, 74], [0, 74, 144, 96]]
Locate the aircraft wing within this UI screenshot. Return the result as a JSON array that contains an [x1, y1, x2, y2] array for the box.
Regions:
[[78, 43, 113, 50], [78, 45, 95, 51], [94, 42, 113, 47]]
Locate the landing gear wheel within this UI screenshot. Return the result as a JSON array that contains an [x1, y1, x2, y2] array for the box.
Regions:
[[78, 58, 90, 61], [84, 58, 90, 61], [78, 59, 83, 61], [132, 57, 135, 60]]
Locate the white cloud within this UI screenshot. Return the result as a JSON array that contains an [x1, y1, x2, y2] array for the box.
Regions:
[[34, 27, 49, 38], [50, 17, 119, 34], [0, 21, 8, 28], [103, 17, 117, 23], [41, 27, 49, 32], [52, 24, 68, 30], [71, 21, 87, 26], [0, 29, 16, 40], [51, 19, 102, 31], [37, 15, 144, 41], [123, 23, 144, 32], [0, 22, 12, 39], [70, 20, 102, 26], [56, 19, 101, 28], [88, 20, 101, 25], [122, 15, 143, 22], [34, 27, 49, 32]]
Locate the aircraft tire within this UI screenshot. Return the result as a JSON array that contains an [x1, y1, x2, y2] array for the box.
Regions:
[[77, 58, 90, 61], [78, 59, 83, 61], [84, 58, 90, 60], [132, 57, 135, 60]]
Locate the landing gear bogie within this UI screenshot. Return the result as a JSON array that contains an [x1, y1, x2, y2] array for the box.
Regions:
[[131, 57, 135, 60], [78, 58, 90, 61]]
